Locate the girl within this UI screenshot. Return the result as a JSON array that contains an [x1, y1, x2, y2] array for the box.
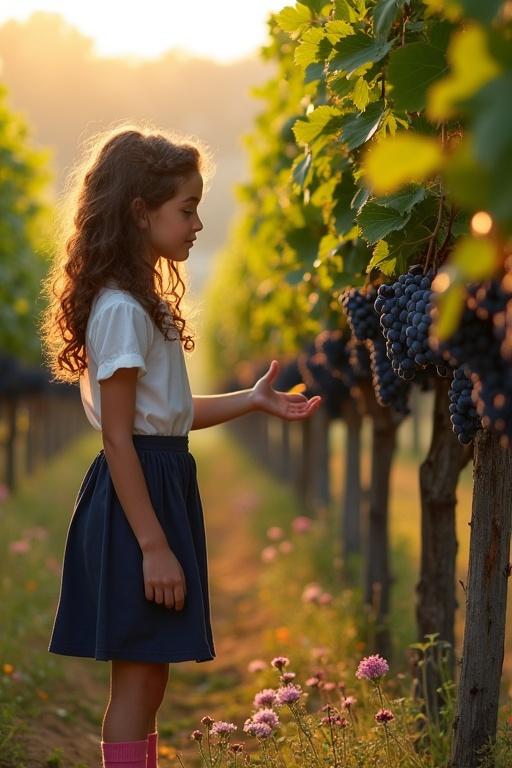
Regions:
[[39, 123, 322, 768]]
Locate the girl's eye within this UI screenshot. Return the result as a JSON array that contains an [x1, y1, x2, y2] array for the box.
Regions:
[[183, 210, 194, 216]]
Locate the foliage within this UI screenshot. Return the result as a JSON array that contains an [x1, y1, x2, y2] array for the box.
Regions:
[[0, 83, 55, 361]]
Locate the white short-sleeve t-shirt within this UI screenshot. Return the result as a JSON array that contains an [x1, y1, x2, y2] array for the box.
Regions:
[[79, 281, 194, 436]]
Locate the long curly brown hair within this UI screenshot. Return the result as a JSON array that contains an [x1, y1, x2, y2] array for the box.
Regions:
[[39, 121, 215, 384]]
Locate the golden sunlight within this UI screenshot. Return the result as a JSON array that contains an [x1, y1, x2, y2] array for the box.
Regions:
[[0, 0, 288, 63]]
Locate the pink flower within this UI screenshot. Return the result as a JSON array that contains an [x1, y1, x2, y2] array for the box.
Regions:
[[356, 654, 389, 681], [201, 716, 214, 729], [210, 721, 237, 737], [9, 539, 30, 554], [322, 681, 337, 691], [252, 708, 279, 729], [301, 582, 323, 604], [280, 672, 296, 683], [271, 656, 289, 671], [243, 719, 272, 739], [253, 689, 277, 708], [292, 515, 312, 533], [266, 526, 284, 541], [190, 730, 203, 742], [375, 708, 394, 724], [278, 540, 294, 554], [310, 646, 330, 661], [233, 489, 260, 513], [23, 526, 48, 541], [247, 659, 267, 673], [306, 675, 321, 687], [261, 546, 277, 563], [275, 684, 302, 705], [343, 695, 357, 710], [319, 592, 333, 605]]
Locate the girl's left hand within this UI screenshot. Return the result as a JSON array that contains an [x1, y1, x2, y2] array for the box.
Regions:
[[250, 360, 323, 421]]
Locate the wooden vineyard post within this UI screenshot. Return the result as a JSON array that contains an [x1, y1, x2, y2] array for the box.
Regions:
[[341, 401, 363, 560], [308, 404, 331, 514], [415, 378, 471, 699], [365, 404, 398, 659], [450, 430, 512, 768]]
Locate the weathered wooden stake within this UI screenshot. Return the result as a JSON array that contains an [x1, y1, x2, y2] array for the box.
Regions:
[[416, 378, 471, 699], [450, 430, 512, 768]]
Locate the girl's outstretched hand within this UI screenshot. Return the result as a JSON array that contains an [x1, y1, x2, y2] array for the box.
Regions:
[[250, 359, 322, 421]]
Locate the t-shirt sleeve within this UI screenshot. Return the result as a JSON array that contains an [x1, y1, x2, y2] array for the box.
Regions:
[[88, 300, 153, 383]]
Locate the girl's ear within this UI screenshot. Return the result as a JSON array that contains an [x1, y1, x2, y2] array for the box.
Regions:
[[131, 197, 149, 229]]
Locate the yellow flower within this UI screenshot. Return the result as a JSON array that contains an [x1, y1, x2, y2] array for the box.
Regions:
[[3, 663, 14, 675]]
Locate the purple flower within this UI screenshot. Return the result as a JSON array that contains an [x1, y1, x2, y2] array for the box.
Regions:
[[253, 688, 277, 708], [190, 730, 203, 742], [252, 708, 279, 730], [271, 655, 289, 671], [280, 671, 296, 683], [243, 718, 273, 739], [201, 716, 214, 729], [355, 654, 389, 681], [275, 684, 302, 705], [375, 708, 394, 724], [210, 720, 237, 737]]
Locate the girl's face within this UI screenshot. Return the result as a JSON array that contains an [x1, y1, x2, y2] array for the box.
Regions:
[[132, 170, 204, 265]]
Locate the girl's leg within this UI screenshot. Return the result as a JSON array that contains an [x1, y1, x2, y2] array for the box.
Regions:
[[102, 660, 170, 741]]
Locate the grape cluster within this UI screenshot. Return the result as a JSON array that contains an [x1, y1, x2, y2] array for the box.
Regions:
[[341, 287, 410, 414], [374, 265, 449, 381], [340, 287, 380, 341], [448, 366, 481, 445], [299, 330, 358, 419], [433, 277, 512, 445], [369, 338, 410, 414]]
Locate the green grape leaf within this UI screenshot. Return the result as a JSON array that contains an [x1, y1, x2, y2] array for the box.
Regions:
[[358, 202, 411, 243], [329, 33, 393, 77], [373, 0, 406, 40], [373, 185, 428, 214], [338, 101, 384, 151], [388, 42, 448, 112]]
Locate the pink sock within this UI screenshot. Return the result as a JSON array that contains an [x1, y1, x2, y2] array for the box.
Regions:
[[101, 738, 148, 767], [147, 731, 158, 768]]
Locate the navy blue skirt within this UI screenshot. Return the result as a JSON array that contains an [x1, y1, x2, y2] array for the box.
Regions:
[[48, 434, 215, 663]]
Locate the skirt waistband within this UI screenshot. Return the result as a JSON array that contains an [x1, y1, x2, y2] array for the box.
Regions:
[[99, 434, 189, 453]]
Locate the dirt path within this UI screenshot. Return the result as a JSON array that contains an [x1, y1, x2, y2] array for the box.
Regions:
[[19, 424, 275, 767]]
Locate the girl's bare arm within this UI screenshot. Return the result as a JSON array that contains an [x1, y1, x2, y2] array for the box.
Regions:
[[191, 360, 322, 430], [100, 367, 167, 552]]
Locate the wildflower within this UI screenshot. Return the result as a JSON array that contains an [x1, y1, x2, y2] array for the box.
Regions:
[[280, 671, 296, 684], [306, 676, 321, 687], [302, 583, 323, 604], [375, 708, 394, 724], [343, 695, 357, 710], [253, 689, 277, 709], [267, 526, 284, 541], [261, 546, 277, 563], [9, 539, 30, 554], [292, 515, 312, 533], [279, 540, 294, 554], [275, 684, 302, 705], [253, 708, 279, 730], [319, 592, 333, 605], [201, 716, 214, 729], [310, 646, 329, 661], [190, 730, 203, 742], [211, 721, 237, 737], [247, 659, 267, 673], [321, 713, 349, 728], [356, 654, 389, 681], [230, 743, 245, 754], [243, 719, 273, 739], [271, 656, 289, 671], [322, 681, 337, 691]]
